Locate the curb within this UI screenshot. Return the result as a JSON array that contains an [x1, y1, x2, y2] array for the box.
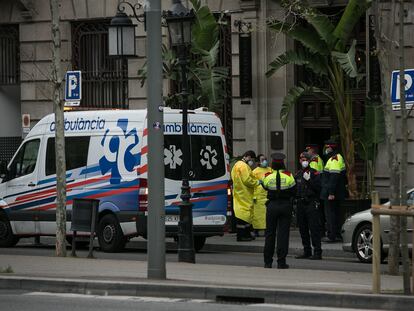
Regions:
[[127, 241, 354, 259], [0, 275, 411, 310]]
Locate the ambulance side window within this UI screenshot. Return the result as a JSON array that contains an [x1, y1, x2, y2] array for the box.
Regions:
[[190, 135, 225, 180], [45, 136, 90, 176], [164, 135, 182, 181], [8, 139, 40, 179]]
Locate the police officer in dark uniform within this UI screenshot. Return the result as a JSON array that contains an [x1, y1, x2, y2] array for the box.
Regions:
[[321, 139, 347, 243], [262, 153, 296, 269], [294, 152, 322, 260]]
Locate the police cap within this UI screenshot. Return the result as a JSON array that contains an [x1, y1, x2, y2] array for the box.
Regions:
[[299, 151, 312, 160], [305, 143, 319, 151], [324, 139, 338, 148], [271, 152, 286, 163]]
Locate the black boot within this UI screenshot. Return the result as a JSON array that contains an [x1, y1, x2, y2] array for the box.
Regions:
[[277, 263, 289, 269], [295, 252, 312, 259]]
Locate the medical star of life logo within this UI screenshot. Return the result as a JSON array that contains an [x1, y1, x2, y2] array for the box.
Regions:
[[164, 145, 182, 169], [99, 119, 140, 184], [200, 145, 218, 170]]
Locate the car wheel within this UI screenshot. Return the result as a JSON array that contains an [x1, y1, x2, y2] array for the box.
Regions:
[[354, 223, 384, 263], [194, 236, 206, 252], [0, 213, 19, 247], [97, 214, 126, 253]]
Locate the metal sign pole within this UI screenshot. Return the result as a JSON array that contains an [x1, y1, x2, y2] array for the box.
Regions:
[[146, 0, 166, 280]]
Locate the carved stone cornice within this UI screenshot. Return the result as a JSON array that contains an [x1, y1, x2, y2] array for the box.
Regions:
[[239, 0, 260, 12], [19, 0, 34, 19]]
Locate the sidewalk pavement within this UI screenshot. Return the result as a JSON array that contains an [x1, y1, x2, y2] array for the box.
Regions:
[[128, 230, 352, 259], [1, 252, 413, 310]]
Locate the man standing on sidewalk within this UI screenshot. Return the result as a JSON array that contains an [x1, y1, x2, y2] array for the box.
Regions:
[[231, 150, 259, 241], [294, 152, 322, 260], [320, 140, 346, 243], [262, 153, 296, 269]]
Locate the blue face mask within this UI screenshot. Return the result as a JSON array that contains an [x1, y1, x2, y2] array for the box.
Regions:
[[260, 160, 268, 168]]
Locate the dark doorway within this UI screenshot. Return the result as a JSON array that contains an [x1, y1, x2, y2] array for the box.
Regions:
[[301, 128, 331, 154]]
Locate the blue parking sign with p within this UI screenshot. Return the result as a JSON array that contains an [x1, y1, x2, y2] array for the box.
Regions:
[[65, 71, 81, 101], [391, 69, 414, 110]]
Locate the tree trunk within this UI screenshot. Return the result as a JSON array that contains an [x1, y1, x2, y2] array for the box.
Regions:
[[372, 0, 400, 275], [398, 0, 410, 293], [331, 65, 358, 199], [50, 0, 67, 257]]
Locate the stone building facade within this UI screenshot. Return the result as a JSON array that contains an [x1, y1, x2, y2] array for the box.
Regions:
[[0, 0, 413, 197]]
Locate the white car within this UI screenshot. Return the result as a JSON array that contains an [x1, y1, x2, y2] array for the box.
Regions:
[[342, 189, 414, 263]]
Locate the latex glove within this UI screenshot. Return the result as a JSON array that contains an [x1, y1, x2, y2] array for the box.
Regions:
[[303, 171, 311, 181]]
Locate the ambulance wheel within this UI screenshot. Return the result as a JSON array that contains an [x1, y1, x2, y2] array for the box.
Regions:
[[194, 236, 206, 252], [0, 213, 19, 247], [97, 214, 126, 252]]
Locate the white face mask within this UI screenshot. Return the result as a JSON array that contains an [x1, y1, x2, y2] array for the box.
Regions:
[[301, 161, 309, 168], [325, 147, 333, 155], [247, 160, 254, 167]]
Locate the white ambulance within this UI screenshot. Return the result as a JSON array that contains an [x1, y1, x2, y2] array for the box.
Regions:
[[0, 108, 230, 252]]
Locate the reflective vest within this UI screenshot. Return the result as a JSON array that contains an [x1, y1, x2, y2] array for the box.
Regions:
[[324, 153, 345, 174], [263, 169, 296, 191], [310, 155, 324, 172]]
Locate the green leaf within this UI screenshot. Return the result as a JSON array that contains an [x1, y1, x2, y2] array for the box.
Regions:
[[331, 40, 358, 79], [267, 19, 328, 55], [280, 83, 331, 128], [333, 0, 372, 51], [192, 65, 229, 111], [266, 48, 328, 77], [192, 41, 220, 67], [190, 0, 218, 51], [303, 10, 338, 49]]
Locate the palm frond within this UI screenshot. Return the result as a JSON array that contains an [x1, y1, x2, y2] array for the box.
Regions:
[[192, 66, 229, 111], [267, 19, 328, 55], [304, 10, 337, 49], [190, 0, 218, 51], [266, 48, 328, 77], [280, 83, 331, 128], [193, 41, 220, 67], [331, 40, 358, 79], [333, 0, 372, 51]]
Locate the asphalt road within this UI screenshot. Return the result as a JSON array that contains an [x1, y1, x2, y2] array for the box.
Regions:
[[0, 290, 386, 311], [0, 237, 388, 274]]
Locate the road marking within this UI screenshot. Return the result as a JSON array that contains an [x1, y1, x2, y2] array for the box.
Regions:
[[248, 303, 384, 311], [24, 292, 211, 303]]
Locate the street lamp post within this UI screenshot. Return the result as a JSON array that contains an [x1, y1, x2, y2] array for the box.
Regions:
[[165, 0, 195, 263], [109, 0, 166, 279]]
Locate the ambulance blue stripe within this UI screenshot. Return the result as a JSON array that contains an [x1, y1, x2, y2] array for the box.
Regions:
[[10, 179, 139, 211], [192, 189, 226, 198], [37, 173, 73, 185], [80, 165, 101, 175]]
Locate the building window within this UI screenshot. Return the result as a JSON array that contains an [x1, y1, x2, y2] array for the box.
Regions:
[[0, 25, 19, 85], [72, 21, 128, 109]]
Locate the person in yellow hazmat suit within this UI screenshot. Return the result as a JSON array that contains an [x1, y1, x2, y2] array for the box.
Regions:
[[231, 150, 259, 241], [252, 154, 272, 237]]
